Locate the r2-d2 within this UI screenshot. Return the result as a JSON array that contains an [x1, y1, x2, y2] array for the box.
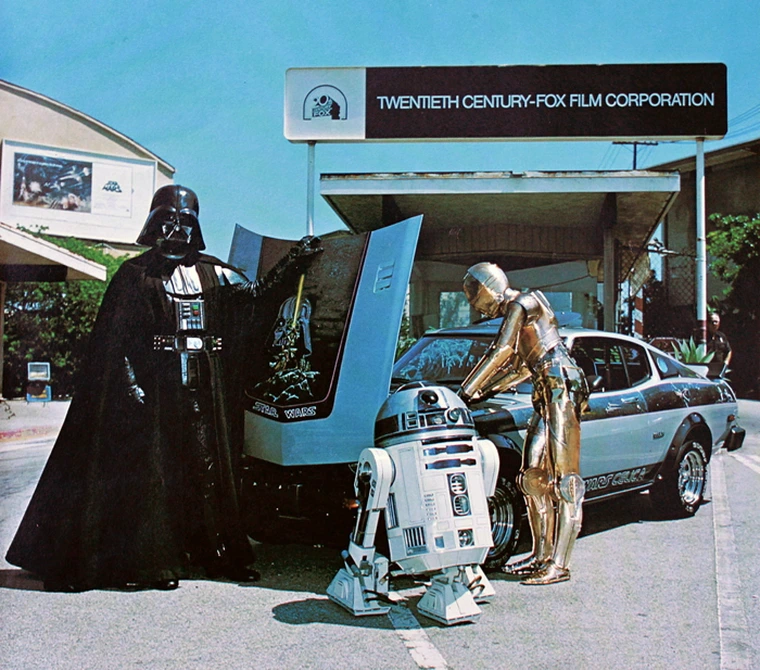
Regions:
[[327, 382, 500, 625]]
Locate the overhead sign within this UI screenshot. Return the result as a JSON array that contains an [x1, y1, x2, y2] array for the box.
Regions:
[[285, 63, 727, 143]]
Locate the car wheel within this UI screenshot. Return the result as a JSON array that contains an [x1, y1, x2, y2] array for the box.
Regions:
[[650, 440, 707, 518], [484, 475, 526, 570]]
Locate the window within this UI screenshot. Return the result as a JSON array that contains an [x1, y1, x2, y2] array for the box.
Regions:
[[393, 336, 492, 384], [651, 350, 700, 379], [620, 343, 650, 387], [439, 292, 472, 328], [570, 337, 650, 392], [570, 338, 607, 390]]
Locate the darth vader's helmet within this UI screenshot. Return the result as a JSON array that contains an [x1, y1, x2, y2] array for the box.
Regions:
[[463, 262, 512, 318], [137, 185, 205, 259]]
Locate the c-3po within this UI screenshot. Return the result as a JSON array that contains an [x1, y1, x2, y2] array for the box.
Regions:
[[459, 263, 589, 585]]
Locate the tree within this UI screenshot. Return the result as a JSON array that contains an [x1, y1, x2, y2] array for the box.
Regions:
[[708, 214, 760, 309], [3, 236, 129, 398], [707, 213, 760, 397]]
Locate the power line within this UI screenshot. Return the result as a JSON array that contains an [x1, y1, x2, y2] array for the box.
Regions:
[[729, 102, 760, 126], [612, 141, 659, 169]]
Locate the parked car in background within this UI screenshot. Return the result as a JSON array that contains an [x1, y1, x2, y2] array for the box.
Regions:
[[392, 321, 746, 567]]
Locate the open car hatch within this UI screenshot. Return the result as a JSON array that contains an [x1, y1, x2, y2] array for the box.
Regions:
[[228, 215, 422, 465]]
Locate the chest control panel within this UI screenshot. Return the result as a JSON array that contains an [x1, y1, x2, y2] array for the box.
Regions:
[[176, 298, 206, 332]]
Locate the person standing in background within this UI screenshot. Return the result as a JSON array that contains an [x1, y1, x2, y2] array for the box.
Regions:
[[706, 312, 732, 379]]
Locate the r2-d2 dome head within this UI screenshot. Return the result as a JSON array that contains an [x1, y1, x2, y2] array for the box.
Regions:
[[463, 262, 511, 319], [374, 382, 476, 448]]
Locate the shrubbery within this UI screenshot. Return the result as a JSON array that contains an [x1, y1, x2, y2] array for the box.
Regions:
[[3, 235, 128, 398]]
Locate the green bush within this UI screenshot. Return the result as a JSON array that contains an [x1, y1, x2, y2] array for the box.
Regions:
[[3, 235, 129, 398]]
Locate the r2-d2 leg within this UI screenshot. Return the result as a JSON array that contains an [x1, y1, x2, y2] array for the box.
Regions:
[[416, 436, 499, 625], [327, 448, 394, 616], [463, 565, 496, 602]]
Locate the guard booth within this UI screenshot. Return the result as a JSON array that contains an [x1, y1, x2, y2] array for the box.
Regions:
[[26, 361, 51, 404]]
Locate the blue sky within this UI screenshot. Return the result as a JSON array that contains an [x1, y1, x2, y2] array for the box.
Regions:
[[3, 0, 758, 258]]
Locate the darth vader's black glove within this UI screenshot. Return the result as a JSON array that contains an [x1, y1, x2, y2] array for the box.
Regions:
[[123, 357, 145, 405], [240, 236, 323, 299]]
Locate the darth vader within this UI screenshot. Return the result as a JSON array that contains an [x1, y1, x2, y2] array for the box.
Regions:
[[6, 185, 316, 591]]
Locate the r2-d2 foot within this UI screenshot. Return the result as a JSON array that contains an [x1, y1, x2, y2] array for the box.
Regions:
[[327, 549, 391, 616], [417, 565, 495, 625]]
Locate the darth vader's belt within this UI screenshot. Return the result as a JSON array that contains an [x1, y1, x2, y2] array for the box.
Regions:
[[152, 334, 223, 353]]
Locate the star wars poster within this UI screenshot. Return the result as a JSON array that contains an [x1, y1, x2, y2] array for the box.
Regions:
[[231, 227, 367, 422], [1, 141, 155, 244], [13, 153, 93, 212]]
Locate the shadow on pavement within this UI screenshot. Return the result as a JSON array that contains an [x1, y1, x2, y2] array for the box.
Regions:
[[0, 568, 45, 591], [580, 490, 711, 538], [272, 597, 398, 628]]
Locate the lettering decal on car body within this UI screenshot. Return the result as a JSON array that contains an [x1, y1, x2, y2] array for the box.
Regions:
[[584, 466, 650, 493]]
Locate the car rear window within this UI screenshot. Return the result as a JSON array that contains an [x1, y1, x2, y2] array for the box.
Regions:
[[650, 350, 701, 379]]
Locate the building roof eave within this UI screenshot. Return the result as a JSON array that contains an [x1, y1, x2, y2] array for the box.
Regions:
[[0, 79, 175, 175], [0, 222, 107, 282], [646, 136, 760, 173]]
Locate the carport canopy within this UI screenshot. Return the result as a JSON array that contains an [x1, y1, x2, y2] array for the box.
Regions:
[[0, 222, 107, 282], [320, 170, 680, 331]]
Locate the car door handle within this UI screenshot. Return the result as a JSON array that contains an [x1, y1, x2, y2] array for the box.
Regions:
[[605, 397, 639, 413]]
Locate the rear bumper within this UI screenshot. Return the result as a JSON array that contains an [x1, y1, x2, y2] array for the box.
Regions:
[[724, 425, 746, 452]]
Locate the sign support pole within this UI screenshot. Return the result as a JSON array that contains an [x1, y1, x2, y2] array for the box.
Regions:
[[695, 138, 707, 343], [307, 141, 316, 237]]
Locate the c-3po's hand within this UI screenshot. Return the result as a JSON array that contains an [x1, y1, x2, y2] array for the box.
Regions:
[[457, 386, 481, 405]]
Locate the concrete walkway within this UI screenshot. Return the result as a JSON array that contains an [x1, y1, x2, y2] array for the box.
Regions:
[[0, 399, 70, 447]]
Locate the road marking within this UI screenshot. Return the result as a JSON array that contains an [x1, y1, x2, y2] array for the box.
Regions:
[[710, 451, 752, 669], [386, 590, 451, 670], [388, 605, 450, 670], [731, 453, 760, 476]]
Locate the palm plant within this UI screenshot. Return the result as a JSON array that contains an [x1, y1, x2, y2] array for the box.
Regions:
[[672, 337, 714, 364]]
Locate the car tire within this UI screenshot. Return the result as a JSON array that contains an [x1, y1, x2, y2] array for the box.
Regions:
[[649, 440, 707, 518], [484, 474, 526, 570]]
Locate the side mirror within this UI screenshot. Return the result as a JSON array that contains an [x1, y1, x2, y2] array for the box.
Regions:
[[586, 374, 604, 393]]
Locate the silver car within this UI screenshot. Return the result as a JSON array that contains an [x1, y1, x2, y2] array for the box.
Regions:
[[229, 216, 745, 566], [392, 322, 746, 567]]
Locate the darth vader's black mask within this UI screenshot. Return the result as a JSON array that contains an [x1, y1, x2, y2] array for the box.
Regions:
[[137, 185, 205, 259]]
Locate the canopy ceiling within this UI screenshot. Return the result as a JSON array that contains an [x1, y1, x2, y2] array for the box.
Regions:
[[321, 170, 680, 273]]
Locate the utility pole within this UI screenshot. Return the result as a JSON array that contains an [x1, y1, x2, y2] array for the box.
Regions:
[[613, 141, 659, 169]]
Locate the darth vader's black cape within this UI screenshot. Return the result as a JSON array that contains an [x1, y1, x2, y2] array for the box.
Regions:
[[6, 249, 254, 588]]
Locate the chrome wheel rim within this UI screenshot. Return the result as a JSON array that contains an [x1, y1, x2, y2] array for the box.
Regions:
[[678, 447, 705, 506], [489, 487, 516, 551]]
